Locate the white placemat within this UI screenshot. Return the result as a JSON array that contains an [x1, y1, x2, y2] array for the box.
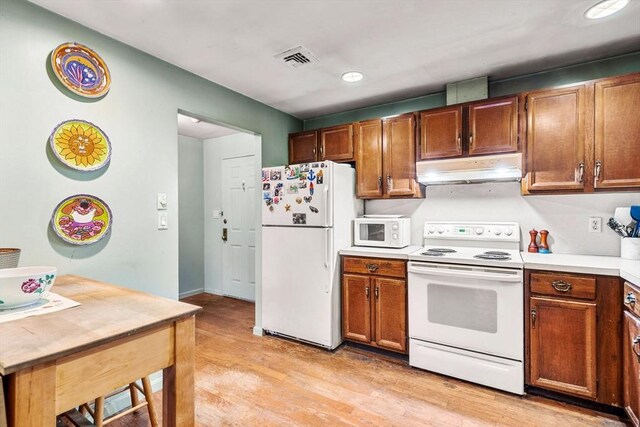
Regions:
[[0, 292, 80, 323]]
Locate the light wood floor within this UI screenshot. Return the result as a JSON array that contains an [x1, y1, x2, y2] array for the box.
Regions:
[[90, 293, 628, 426]]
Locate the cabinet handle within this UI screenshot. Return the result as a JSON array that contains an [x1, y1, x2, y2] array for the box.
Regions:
[[365, 286, 370, 300], [378, 176, 382, 189], [469, 134, 473, 148], [633, 336, 640, 359], [625, 292, 637, 306], [594, 160, 602, 182], [319, 145, 323, 156], [457, 135, 461, 151], [578, 162, 585, 183], [313, 147, 316, 156], [375, 286, 380, 301], [365, 263, 379, 272], [531, 308, 537, 328], [387, 175, 392, 191], [551, 280, 572, 293]]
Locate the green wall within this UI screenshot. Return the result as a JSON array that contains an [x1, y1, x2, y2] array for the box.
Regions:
[[0, 0, 300, 300], [304, 51, 640, 129]]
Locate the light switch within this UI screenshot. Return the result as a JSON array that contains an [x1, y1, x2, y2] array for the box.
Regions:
[[158, 212, 168, 230], [157, 193, 167, 210]]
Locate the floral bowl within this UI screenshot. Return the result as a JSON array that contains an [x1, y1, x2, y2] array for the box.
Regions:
[[0, 267, 57, 309]]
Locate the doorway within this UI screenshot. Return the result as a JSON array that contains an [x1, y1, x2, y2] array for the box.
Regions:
[[177, 112, 260, 303]]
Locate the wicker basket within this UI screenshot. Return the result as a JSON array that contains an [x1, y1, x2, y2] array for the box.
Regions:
[[0, 248, 21, 269]]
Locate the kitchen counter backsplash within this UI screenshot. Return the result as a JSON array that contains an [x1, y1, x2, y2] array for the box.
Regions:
[[364, 182, 640, 256]]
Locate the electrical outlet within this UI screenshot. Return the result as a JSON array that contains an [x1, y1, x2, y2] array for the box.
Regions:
[[589, 217, 602, 233]]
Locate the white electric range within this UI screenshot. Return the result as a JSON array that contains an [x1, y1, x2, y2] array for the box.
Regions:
[[407, 221, 524, 395]]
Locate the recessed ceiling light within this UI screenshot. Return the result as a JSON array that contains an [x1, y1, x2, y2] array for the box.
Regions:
[[341, 71, 364, 83], [585, 0, 629, 19], [190, 117, 201, 123]]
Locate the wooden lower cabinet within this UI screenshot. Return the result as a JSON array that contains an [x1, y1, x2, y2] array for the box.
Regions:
[[529, 297, 597, 399], [624, 281, 640, 426], [342, 257, 407, 354], [526, 270, 622, 406]]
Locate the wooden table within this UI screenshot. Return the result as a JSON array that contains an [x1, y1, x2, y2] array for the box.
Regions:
[[0, 275, 201, 426]]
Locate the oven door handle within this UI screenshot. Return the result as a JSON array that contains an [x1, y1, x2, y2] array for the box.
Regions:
[[408, 263, 522, 283]]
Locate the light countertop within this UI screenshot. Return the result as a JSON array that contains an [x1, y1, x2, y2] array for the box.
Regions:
[[339, 245, 422, 260], [521, 252, 640, 285]]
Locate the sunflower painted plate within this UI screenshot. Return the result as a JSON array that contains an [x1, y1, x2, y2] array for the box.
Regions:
[[51, 42, 111, 98], [51, 194, 113, 245], [49, 120, 111, 171]]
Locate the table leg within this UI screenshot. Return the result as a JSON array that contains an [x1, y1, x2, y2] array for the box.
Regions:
[[7, 362, 56, 426], [163, 316, 195, 427]]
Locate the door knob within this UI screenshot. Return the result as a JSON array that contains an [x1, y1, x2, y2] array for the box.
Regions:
[[222, 228, 228, 242]]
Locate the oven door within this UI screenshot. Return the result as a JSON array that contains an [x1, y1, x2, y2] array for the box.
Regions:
[[408, 261, 523, 361]]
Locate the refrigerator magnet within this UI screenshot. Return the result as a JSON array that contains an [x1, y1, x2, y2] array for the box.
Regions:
[[262, 170, 270, 182], [262, 183, 270, 191], [311, 163, 319, 168], [288, 184, 299, 194], [300, 163, 310, 172], [295, 197, 302, 204], [317, 170, 324, 184], [304, 196, 312, 203], [307, 170, 316, 181], [309, 182, 314, 195], [285, 204, 291, 212], [292, 213, 306, 224], [270, 170, 282, 181], [309, 206, 319, 214], [298, 180, 307, 189]]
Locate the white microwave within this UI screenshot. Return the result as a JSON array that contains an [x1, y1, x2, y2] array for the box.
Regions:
[[354, 217, 411, 248]]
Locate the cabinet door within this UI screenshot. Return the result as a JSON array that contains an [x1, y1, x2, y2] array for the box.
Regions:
[[419, 106, 463, 160], [529, 297, 596, 399], [355, 119, 384, 198], [373, 277, 407, 353], [525, 86, 587, 192], [624, 311, 640, 427], [594, 74, 640, 189], [342, 274, 372, 344], [288, 131, 317, 164], [319, 123, 355, 162], [469, 97, 518, 156], [383, 113, 418, 197]]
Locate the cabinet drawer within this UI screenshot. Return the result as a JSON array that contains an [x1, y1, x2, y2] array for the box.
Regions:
[[624, 282, 640, 318], [530, 272, 596, 300], [343, 257, 406, 278]]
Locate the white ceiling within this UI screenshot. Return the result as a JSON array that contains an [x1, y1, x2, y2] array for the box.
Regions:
[[32, 0, 640, 119], [177, 113, 240, 140]]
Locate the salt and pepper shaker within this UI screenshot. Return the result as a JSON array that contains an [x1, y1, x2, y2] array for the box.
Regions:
[[528, 229, 539, 253], [538, 230, 550, 254]]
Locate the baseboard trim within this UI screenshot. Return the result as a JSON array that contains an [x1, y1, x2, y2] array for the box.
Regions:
[[178, 288, 204, 299], [204, 287, 223, 296], [252, 326, 264, 336]]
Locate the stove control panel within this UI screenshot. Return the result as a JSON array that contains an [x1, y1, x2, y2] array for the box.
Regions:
[[424, 222, 520, 242]]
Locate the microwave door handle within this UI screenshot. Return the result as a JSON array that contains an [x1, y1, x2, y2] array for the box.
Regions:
[[408, 263, 522, 282]]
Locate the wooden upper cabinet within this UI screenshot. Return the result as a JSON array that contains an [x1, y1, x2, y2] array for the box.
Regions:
[[288, 131, 317, 164], [342, 274, 372, 344], [525, 85, 587, 192], [594, 74, 640, 190], [355, 119, 384, 198], [373, 277, 407, 353], [529, 297, 597, 399], [319, 123, 355, 162], [468, 97, 518, 156], [624, 310, 640, 427], [419, 106, 463, 160], [383, 113, 418, 197]]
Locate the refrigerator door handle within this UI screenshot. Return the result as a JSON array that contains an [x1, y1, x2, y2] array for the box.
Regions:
[[323, 185, 331, 226], [324, 228, 331, 293]]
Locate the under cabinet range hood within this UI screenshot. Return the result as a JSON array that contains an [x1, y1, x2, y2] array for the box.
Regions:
[[417, 153, 522, 186]]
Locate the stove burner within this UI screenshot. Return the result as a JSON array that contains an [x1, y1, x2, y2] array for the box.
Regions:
[[474, 252, 512, 261], [426, 248, 457, 253], [420, 251, 445, 257]]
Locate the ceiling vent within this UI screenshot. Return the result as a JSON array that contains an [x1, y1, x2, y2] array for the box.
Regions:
[[274, 46, 318, 68]]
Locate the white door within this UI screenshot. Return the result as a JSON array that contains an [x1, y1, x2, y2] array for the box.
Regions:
[[222, 155, 256, 301]]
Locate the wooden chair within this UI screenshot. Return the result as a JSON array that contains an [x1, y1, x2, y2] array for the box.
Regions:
[[76, 377, 158, 427]]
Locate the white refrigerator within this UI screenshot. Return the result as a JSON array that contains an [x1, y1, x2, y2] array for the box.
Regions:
[[261, 161, 363, 349]]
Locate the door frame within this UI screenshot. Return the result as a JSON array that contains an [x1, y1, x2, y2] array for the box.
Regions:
[[176, 109, 263, 336]]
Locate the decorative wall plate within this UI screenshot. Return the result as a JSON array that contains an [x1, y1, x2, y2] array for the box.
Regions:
[[49, 120, 111, 171], [51, 194, 113, 245], [51, 42, 111, 98]]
